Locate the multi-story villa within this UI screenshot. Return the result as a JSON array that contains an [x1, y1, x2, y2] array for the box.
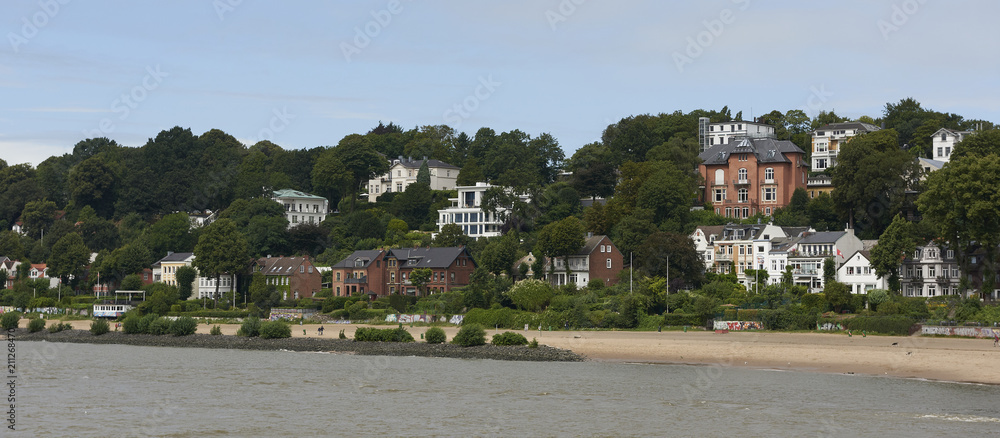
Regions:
[[271, 189, 329, 228], [810, 122, 880, 171], [699, 118, 776, 152], [437, 182, 528, 239], [698, 137, 809, 219], [366, 156, 460, 202]]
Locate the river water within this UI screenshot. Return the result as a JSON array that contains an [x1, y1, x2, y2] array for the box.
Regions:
[[12, 341, 1000, 437]]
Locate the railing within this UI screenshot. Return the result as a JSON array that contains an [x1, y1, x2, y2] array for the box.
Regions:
[[760, 179, 774, 185], [733, 179, 750, 185], [715, 252, 732, 262], [344, 277, 367, 284], [793, 268, 818, 275]]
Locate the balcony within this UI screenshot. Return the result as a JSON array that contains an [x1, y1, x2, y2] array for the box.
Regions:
[[711, 180, 727, 187], [715, 252, 732, 262], [344, 277, 368, 284], [760, 179, 774, 185], [793, 268, 818, 276], [733, 179, 750, 186]]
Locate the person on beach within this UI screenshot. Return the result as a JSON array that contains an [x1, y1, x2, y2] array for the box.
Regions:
[[994, 332, 998, 347], [318, 326, 324, 336]]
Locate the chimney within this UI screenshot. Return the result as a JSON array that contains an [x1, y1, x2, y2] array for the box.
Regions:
[[167, 251, 173, 256]]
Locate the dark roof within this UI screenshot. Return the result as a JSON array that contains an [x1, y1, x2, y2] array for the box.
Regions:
[[576, 235, 612, 256], [696, 225, 725, 237], [385, 247, 474, 269], [813, 122, 880, 133], [331, 250, 385, 269], [799, 231, 846, 244], [698, 137, 805, 166], [257, 256, 312, 276], [780, 227, 811, 238], [395, 158, 459, 170], [153, 252, 193, 267]]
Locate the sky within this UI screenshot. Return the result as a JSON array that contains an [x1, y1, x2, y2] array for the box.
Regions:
[[2, 0, 999, 167]]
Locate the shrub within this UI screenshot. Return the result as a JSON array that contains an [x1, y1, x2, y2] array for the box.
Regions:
[[425, 327, 447, 344], [210, 325, 222, 335], [90, 319, 110, 335], [27, 318, 46, 333], [238, 317, 262, 337], [491, 331, 528, 346], [662, 313, 703, 327], [138, 314, 158, 334], [170, 316, 198, 336], [122, 314, 142, 334], [842, 316, 916, 335], [48, 322, 71, 333], [339, 329, 346, 339], [529, 338, 539, 348], [148, 317, 173, 335], [353, 327, 414, 342], [259, 321, 292, 339], [0, 312, 20, 330], [452, 324, 486, 347]]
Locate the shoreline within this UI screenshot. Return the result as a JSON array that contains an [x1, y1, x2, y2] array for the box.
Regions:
[[20, 320, 1000, 383]]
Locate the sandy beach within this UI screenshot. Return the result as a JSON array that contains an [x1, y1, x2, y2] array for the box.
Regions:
[[49, 319, 1000, 384]]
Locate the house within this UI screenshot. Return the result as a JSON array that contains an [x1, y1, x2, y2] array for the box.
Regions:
[[28, 263, 59, 288], [810, 122, 880, 171], [10, 222, 24, 236], [367, 156, 460, 202], [837, 250, 886, 294], [807, 175, 833, 198], [930, 128, 972, 164], [331, 246, 477, 297], [544, 235, 624, 288], [271, 189, 329, 228], [152, 252, 233, 299], [437, 182, 528, 239], [384, 247, 477, 296], [899, 242, 963, 298], [189, 210, 217, 228], [690, 225, 724, 271], [708, 223, 796, 288], [698, 137, 809, 219], [698, 118, 776, 152], [330, 250, 387, 297], [252, 256, 322, 300], [0, 257, 18, 289], [785, 230, 862, 292]]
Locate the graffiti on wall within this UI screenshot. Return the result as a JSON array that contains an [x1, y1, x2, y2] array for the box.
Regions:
[[921, 326, 998, 339], [384, 314, 463, 324], [712, 321, 762, 331]]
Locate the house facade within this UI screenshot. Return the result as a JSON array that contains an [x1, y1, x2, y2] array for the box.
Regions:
[[331, 247, 477, 297], [700, 119, 776, 152], [698, 137, 809, 219], [0, 257, 18, 289], [271, 189, 329, 228], [837, 250, 886, 294], [252, 256, 322, 300], [544, 235, 624, 288], [691, 225, 724, 271], [437, 182, 527, 239], [785, 230, 863, 292], [807, 175, 833, 198], [810, 122, 880, 171], [899, 242, 962, 298], [152, 252, 233, 299], [930, 128, 971, 164], [367, 157, 460, 202]]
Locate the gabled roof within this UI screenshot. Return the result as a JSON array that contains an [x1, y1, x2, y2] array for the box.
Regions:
[[385, 247, 473, 269], [154, 252, 194, 265], [799, 231, 846, 244], [813, 122, 880, 134], [930, 127, 972, 138], [695, 225, 725, 238], [331, 250, 385, 269], [780, 227, 811, 238], [576, 235, 613, 256], [698, 137, 805, 166], [257, 256, 312, 276], [273, 189, 327, 201], [393, 158, 459, 170]]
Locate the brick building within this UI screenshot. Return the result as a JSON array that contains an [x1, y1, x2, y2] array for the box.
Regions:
[[331, 247, 477, 298], [698, 137, 809, 219]]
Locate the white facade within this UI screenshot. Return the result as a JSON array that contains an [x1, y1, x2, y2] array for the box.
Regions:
[[786, 230, 863, 293], [690, 226, 723, 271], [837, 251, 886, 294], [272, 189, 329, 228], [437, 182, 524, 239], [930, 128, 971, 163], [153, 252, 234, 299], [900, 243, 963, 298], [367, 157, 460, 202], [811, 122, 879, 171], [702, 121, 775, 152]]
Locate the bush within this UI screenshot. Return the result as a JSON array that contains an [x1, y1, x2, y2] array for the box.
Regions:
[[841, 316, 916, 335], [138, 314, 158, 334], [259, 321, 292, 339], [339, 329, 346, 339], [425, 327, 447, 344], [0, 312, 20, 330], [353, 327, 415, 342], [662, 313, 703, 327], [452, 324, 486, 347], [47, 322, 71, 333], [122, 314, 142, 334], [238, 317, 262, 337], [148, 317, 172, 335], [170, 316, 198, 336], [90, 319, 110, 335], [210, 325, 222, 335], [27, 318, 46, 333], [491, 331, 528, 346], [529, 338, 539, 348]]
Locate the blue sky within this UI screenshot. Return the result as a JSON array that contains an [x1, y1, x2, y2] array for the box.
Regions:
[[2, 0, 998, 166]]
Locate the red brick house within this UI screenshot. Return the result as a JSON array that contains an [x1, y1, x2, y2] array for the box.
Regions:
[[544, 235, 624, 288], [330, 250, 387, 297], [698, 137, 809, 219], [331, 247, 477, 298], [252, 256, 322, 300]]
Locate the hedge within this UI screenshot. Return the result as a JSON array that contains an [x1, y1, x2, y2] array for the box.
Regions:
[[756, 309, 817, 331], [662, 313, 704, 327], [491, 332, 528, 346], [463, 308, 542, 330], [353, 327, 415, 342], [168, 310, 249, 319], [841, 316, 916, 335]]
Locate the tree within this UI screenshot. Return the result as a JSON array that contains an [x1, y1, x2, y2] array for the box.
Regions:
[[175, 266, 197, 300], [456, 157, 484, 186], [121, 274, 143, 290], [409, 268, 432, 296], [950, 130, 1000, 161], [434, 223, 468, 247], [310, 148, 351, 209], [335, 134, 389, 212], [147, 212, 196, 257], [416, 160, 431, 186], [21, 199, 57, 239], [68, 156, 116, 217], [535, 216, 585, 276], [478, 234, 519, 276], [48, 232, 90, 289], [0, 230, 25, 260], [249, 271, 280, 317], [824, 281, 850, 313], [193, 218, 249, 300], [504, 278, 554, 312], [831, 129, 920, 238], [635, 231, 703, 290], [870, 214, 915, 293], [823, 257, 837, 285], [635, 162, 695, 232]]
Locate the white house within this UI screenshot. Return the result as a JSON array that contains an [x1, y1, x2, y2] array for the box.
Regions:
[[899, 242, 963, 298], [152, 252, 234, 299], [272, 189, 329, 228], [690, 225, 724, 271], [367, 157, 460, 202], [437, 182, 528, 239], [699, 119, 776, 152], [786, 230, 863, 292], [930, 128, 971, 164], [811, 122, 880, 171], [837, 250, 886, 294], [544, 235, 624, 288]]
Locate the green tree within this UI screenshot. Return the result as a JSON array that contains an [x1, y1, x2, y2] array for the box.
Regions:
[[456, 157, 484, 186], [950, 130, 1000, 161], [147, 212, 197, 257], [635, 162, 695, 232], [416, 160, 431, 186], [48, 232, 90, 288], [433, 223, 468, 247], [248, 271, 280, 317], [409, 268, 432, 296], [635, 231, 703, 290], [535, 216, 585, 276], [121, 273, 143, 290], [824, 281, 851, 313], [21, 199, 57, 239], [193, 218, 249, 300], [504, 278, 554, 312], [870, 214, 916, 293], [310, 148, 352, 208], [335, 134, 389, 212], [478, 233, 519, 276], [823, 257, 837, 285], [0, 230, 25, 260], [175, 266, 197, 300], [68, 156, 116, 217]]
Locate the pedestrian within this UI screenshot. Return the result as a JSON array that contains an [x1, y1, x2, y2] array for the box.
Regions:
[[318, 326, 324, 336], [994, 332, 999, 347], [847, 329, 852, 337]]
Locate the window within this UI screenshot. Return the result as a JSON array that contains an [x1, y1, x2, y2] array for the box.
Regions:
[[945, 147, 951, 156], [738, 188, 748, 203], [815, 142, 828, 153], [937, 147, 943, 157], [738, 168, 748, 182], [396, 183, 403, 192], [762, 187, 776, 202], [946, 250, 954, 259], [764, 168, 774, 181], [714, 188, 726, 203], [292, 215, 298, 223], [714, 169, 725, 185], [742, 207, 749, 218], [606, 258, 612, 268], [914, 249, 921, 259], [928, 266, 936, 277], [390, 272, 395, 282], [815, 158, 827, 169], [765, 207, 771, 215], [928, 284, 936, 296], [941, 133, 947, 141], [336, 272, 341, 281]]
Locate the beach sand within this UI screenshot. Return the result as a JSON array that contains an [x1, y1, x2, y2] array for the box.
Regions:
[[52, 319, 1000, 384]]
